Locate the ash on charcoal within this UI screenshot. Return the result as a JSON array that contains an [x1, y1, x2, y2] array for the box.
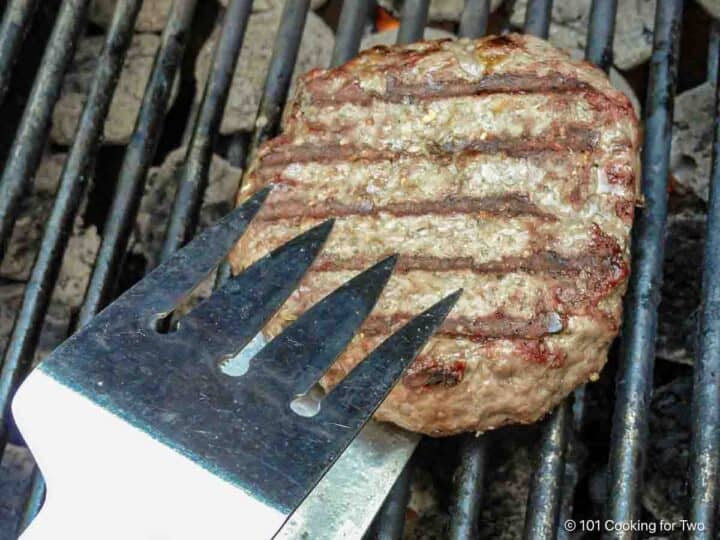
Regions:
[[403, 467, 448, 540], [88, 0, 328, 32], [0, 153, 100, 312], [0, 196, 56, 282], [587, 465, 607, 512], [89, 0, 174, 32], [377, 0, 503, 23], [399, 429, 539, 539], [54, 225, 101, 309], [510, 0, 656, 70], [0, 153, 64, 281], [479, 437, 536, 539], [398, 436, 457, 540], [0, 282, 70, 363], [0, 151, 99, 361], [656, 199, 705, 365], [697, 0, 720, 19], [51, 34, 178, 146], [643, 377, 692, 527], [670, 82, 715, 202], [360, 27, 456, 50], [218, 0, 328, 10], [133, 147, 241, 272], [0, 445, 34, 540], [646, 82, 717, 366], [194, 10, 334, 135]]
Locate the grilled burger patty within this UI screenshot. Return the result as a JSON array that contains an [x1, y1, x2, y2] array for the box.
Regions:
[[230, 34, 640, 436]]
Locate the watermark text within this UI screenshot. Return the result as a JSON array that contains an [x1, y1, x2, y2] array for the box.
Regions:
[[563, 519, 705, 534]]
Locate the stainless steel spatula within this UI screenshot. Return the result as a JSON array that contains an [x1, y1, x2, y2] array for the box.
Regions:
[[12, 189, 459, 540]]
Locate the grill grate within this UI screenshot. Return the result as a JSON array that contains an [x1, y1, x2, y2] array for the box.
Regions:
[[0, 0, 41, 106], [0, 0, 89, 261], [77, 0, 198, 325], [9, 0, 147, 526], [159, 0, 253, 263], [0, 0, 717, 538], [689, 20, 720, 536], [607, 1, 683, 536]]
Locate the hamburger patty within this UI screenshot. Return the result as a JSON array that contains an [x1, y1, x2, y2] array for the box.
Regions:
[[229, 34, 640, 436]]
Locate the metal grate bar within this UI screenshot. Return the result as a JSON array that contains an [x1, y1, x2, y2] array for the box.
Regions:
[[159, 0, 253, 262], [21, 0, 252, 527], [17, 468, 44, 534], [524, 402, 569, 539], [0, 0, 41, 107], [448, 435, 488, 540], [605, 0, 683, 534], [214, 0, 365, 286], [214, 0, 311, 285], [555, 388, 587, 540], [374, 3, 494, 536], [213, 0, 363, 316], [709, 21, 719, 85], [368, 2, 432, 536], [248, 0, 311, 157], [373, 462, 412, 540], [330, 0, 369, 68], [77, 0, 198, 326], [213, 133, 249, 287], [584, 0, 617, 71], [159, 5, 404, 531], [0, 0, 142, 459], [444, 4, 493, 538], [0, 1, 697, 538], [553, 3, 618, 533], [458, 0, 490, 39], [225, 132, 250, 169], [0, 0, 90, 262], [396, 0, 429, 45], [523, 1, 619, 537], [1, 1, 145, 530], [688, 21, 720, 540], [523, 0, 553, 39]]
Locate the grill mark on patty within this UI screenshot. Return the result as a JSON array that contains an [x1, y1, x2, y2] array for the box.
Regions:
[[311, 247, 629, 308], [312, 250, 623, 276], [259, 142, 396, 167], [438, 125, 599, 155], [258, 128, 601, 168], [257, 194, 557, 221], [371, 311, 565, 339], [305, 72, 595, 106]]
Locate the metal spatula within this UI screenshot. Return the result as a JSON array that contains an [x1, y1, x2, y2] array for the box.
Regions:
[[11, 188, 459, 540]]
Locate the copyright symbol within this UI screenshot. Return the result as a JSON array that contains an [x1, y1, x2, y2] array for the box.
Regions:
[[564, 519, 577, 532]]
